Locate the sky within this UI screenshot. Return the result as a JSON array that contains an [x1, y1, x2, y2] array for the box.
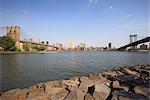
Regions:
[[0, 0, 149, 47]]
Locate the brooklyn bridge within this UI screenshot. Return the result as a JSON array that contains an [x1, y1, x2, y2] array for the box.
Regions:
[[1, 26, 60, 51]]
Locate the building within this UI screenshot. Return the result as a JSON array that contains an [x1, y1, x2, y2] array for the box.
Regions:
[[69, 41, 76, 50], [6, 26, 20, 49], [78, 43, 86, 51], [140, 44, 148, 50], [55, 43, 64, 50], [108, 42, 112, 48]]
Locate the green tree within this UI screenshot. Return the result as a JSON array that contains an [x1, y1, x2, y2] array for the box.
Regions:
[[23, 43, 30, 51], [0, 36, 16, 51], [32, 45, 45, 51], [38, 44, 45, 51]]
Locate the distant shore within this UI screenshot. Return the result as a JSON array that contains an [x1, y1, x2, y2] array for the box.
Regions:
[[0, 50, 150, 54], [1, 64, 150, 100]]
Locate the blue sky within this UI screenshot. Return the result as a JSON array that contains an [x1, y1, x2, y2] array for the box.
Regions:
[[0, 0, 149, 47]]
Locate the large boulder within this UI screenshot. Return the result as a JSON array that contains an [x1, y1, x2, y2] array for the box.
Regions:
[[1, 89, 20, 100], [61, 79, 79, 88], [45, 80, 61, 93], [50, 88, 69, 100], [112, 81, 129, 92], [134, 86, 150, 96], [64, 88, 77, 100], [27, 91, 49, 100], [102, 71, 118, 77], [93, 83, 111, 100], [76, 76, 95, 100], [123, 68, 140, 78], [18, 88, 28, 100], [46, 87, 64, 95], [84, 93, 94, 100]]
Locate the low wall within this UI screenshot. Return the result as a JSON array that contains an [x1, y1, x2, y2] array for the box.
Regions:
[[1, 64, 150, 100]]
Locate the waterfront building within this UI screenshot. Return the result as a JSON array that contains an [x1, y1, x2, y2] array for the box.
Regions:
[[69, 41, 76, 50], [78, 43, 86, 51], [140, 44, 148, 50], [55, 43, 64, 50]]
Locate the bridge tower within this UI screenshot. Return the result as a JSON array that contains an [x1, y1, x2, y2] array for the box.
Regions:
[[129, 34, 137, 50], [6, 26, 21, 49]]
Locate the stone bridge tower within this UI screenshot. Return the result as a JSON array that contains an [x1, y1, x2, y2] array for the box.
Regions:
[[6, 26, 21, 49]]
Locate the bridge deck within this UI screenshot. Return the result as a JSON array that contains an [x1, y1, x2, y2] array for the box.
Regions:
[[20, 40, 58, 48]]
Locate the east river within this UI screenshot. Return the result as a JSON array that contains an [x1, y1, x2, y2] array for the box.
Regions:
[[0, 51, 149, 92]]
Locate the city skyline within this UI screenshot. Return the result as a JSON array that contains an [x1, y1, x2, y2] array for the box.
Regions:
[[1, 0, 149, 47]]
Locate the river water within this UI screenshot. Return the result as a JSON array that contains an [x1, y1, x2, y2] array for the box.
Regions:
[[0, 51, 149, 92]]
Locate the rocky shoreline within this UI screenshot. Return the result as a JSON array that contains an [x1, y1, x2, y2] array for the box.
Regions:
[[1, 64, 150, 100]]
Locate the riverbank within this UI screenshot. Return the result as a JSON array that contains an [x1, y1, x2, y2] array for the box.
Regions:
[[1, 64, 150, 100], [0, 50, 150, 55]]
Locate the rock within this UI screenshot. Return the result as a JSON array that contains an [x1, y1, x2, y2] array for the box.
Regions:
[[1, 89, 20, 100], [93, 83, 111, 100], [5, 88, 20, 94], [116, 70, 124, 76], [112, 90, 149, 100], [118, 96, 130, 100], [69, 77, 79, 81], [134, 86, 150, 96], [95, 75, 110, 85], [36, 83, 46, 92], [47, 87, 64, 95], [45, 80, 61, 92], [138, 69, 150, 77], [64, 88, 77, 100], [1, 94, 18, 100], [77, 84, 88, 100], [76, 76, 96, 100], [102, 71, 118, 77], [112, 81, 129, 92], [27, 91, 49, 100], [50, 88, 69, 100], [84, 93, 94, 100], [18, 88, 28, 100], [123, 68, 140, 77], [112, 81, 120, 88], [61, 79, 79, 87], [111, 94, 119, 100], [27, 86, 39, 96]]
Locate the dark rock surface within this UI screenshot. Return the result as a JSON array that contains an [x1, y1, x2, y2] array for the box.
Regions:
[[1, 64, 150, 100]]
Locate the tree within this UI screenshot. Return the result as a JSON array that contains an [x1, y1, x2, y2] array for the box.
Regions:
[[23, 43, 30, 51], [32, 44, 45, 51], [0, 36, 16, 51]]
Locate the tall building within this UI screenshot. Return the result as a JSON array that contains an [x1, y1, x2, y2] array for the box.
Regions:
[[55, 43, 64, 50], [6, 26, 21, 49], [69, 41, 76, 50], [78, 43, 86, 50], [108, 42, 112, 48]]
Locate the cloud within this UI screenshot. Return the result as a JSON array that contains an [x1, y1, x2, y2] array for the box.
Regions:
[[89, 0, 99, 3], [89, 0, 93, 2], [127, 14, 131, 17], [108, 6, 113, 10]]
